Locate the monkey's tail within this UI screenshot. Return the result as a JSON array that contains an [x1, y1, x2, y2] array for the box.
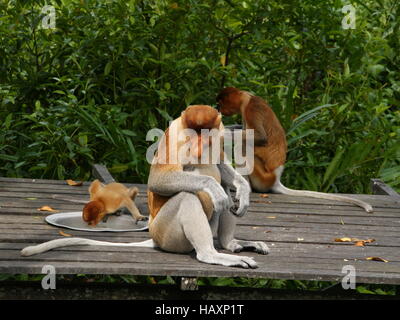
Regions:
[[20, 238, 156, 257], [273, 182, 373, 213]]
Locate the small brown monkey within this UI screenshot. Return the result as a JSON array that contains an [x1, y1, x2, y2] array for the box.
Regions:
[[216, 87, 373, 212], [82, 179, 147, 226]]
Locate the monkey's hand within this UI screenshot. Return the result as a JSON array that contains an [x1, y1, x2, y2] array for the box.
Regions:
[[231, 177, 251, 217], [203, 177, 231, 214], [218, 163, 251, 217]]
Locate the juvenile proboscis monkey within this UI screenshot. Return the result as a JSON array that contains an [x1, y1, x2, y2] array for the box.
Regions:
[[21, 105, 268, 269], [216, 87, 373, 213], [82, 179, 146, 226]]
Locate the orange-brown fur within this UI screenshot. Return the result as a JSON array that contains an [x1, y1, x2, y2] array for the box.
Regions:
[[148, 105, 221, 221], [217, 87, 287, 190], [83, 179, 144, 226]]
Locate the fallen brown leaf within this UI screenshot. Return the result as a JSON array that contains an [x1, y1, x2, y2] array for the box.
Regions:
[[366, 257, 389, 263], [37, 205, 59, 213], [334, 237, 375, 246], [354, 239, 375, 246], [334, 237, 353, 242], [59, 230, 72, 237], [66, 179, 83, 186], [260, 194, 269, 198], [266, 216, 276, 219]]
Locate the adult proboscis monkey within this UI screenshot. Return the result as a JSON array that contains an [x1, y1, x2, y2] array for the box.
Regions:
[[21, 105, 268, 269], [216, 87, 373, 213]]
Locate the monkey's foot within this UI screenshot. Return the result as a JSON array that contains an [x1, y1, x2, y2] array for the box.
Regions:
[[225, 239, 269, 255], [197, 251, 258, 269], [134, 215, 149, 224]]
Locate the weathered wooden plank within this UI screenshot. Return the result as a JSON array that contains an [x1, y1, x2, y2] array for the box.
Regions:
[[371, 178, 400, 198], [1, 175, 398, 202], [1, 230, 398, 248], [1, 218, 399, 237], [0, 210, 389, 232], [248, 206, 400, 217], [0, 259, 399, 285], [0, 181, 90, 191], [0, 177, 81, 184], [92, 164, 115, 184], [3, 248, 400, 274], [2, 196, 399, 219], [0, 211, 399, 230], [0, 223, 398, 250], [4, 249, 400, 278], [0, 219, 399, 246], [1, 192, 399, 217], [2, 178, 399, 208], [3, 241, 400, 263], [3, 241, 400, 264]]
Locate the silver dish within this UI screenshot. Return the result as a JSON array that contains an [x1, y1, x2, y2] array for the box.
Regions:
[[45, 211, 149, 232]]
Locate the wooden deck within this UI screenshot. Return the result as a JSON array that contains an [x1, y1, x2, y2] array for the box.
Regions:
[[1, 176, 400, 285]]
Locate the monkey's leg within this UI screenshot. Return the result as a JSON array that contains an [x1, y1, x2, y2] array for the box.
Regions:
[[248, 157, 277, 192], [149, 192, 257, 269], [218, 192, 269, 255], [124, 199, 148, 223]]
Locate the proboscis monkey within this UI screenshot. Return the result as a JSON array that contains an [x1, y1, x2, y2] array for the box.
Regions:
[[21, 105, 268, 269], [216, 87, 373, 213], [82, 180, 146, 226]]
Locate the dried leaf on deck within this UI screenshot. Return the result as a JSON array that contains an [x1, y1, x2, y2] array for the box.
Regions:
[[334, 237, 375, 246], [59, 230, 72, 237], [353, 239, 375, 246], [260, 194, 269, 198], [366, 257, 389, 263], [37, 205, 59, 213], [334, 237, 353, 242], [66, 179, 83, 186]]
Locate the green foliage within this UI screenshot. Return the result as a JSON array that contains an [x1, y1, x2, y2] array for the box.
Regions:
[[0, 0, 399, 190]]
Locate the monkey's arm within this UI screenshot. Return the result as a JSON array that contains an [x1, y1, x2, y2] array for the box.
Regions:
[[148, 164, 230, 214], [243, 100, 268, 146], [217, 163, 251, 217]]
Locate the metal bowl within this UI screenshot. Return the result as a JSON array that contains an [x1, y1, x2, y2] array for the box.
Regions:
[[45, 211, 149, 232]]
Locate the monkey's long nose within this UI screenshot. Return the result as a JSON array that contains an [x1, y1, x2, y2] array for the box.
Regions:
[[190, 135, 203, 159]]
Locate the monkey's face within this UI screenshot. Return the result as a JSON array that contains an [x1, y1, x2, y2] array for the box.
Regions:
[[186, 132, 214, 159], [82, 200, 106, 226], [216, 87, 242, 116], [181, 105, 221, 160]]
